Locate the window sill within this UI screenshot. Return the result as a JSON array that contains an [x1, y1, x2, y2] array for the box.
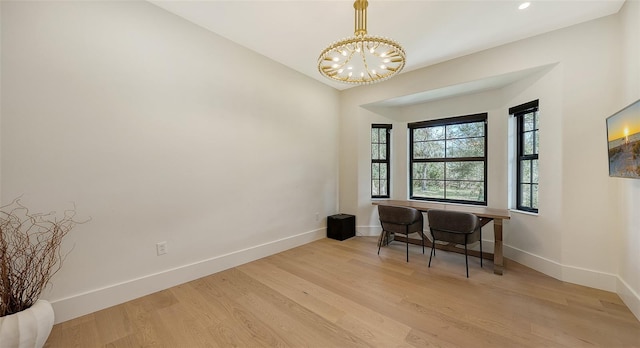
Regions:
[[510, 209, 538, 216], [372, 198, 492, 210], [408, 199, 487, 208]]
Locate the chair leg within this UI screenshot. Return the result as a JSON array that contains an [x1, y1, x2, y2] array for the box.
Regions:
[[422, 232, 425, 254], [465, 236, 469, 278], [479, 229, 483, 268], [428, 237, 435, 267], [406, 236, 409, 262], [432, 238, 436, 256], [405, 226, 410, 262], [377, 230, 385, 255]]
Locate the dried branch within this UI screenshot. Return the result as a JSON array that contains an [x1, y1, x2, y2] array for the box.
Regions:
[[0, 199, 83, 316]]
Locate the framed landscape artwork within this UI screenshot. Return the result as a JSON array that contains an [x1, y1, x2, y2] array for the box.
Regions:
[[607, 99, 640, 179]]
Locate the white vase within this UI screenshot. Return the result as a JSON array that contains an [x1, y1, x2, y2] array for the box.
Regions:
[[0, 300, 55, 348]]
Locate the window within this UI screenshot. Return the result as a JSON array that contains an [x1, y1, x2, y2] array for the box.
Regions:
[[409, 114, 487, 205], [510, 100, 539, 213], [371, 124, 391, 198]]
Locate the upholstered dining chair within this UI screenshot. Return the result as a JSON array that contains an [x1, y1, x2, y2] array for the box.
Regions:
[[377, 205, 424, 262], [427, 209, 482, 277]]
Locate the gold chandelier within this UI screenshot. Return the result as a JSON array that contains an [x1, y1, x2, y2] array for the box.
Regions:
[[318, 0, 406, 85]]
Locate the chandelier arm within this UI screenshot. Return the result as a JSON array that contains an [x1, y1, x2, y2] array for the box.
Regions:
[[359, 43, 375, 81], [320, 47, 358, 77], [338, 50, 357, 77]]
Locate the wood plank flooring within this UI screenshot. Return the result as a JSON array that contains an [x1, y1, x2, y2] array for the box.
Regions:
[[44, 237, 640, 347]]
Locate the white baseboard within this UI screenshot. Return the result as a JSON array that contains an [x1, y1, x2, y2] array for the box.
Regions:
[[505, 245, 640, 321], [561, 264, 618, 292], [50, 228, 640, 324], [504, 245, 563, 280], [504, 244, 617, 292], [50, 228, 326, 324], [617, 277, 640, 322], [356, 225, 380, 236], [364, 230, 621, 293]]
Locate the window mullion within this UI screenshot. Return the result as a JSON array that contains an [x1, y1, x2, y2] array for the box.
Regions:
[[512, 100, 539, 213], [408, 114, 487, 205], [372, 124, 391, 198]]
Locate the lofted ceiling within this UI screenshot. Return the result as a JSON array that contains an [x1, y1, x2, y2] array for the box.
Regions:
[[150, 0, 624, 92]]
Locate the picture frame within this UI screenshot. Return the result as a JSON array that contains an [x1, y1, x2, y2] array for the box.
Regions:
[[606, 98, 640, 179]]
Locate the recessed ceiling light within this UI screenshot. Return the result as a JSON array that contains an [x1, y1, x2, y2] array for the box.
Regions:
[[519, 2, 531, 10]]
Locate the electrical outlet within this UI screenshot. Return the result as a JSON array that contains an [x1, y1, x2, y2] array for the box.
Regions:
[[315, 212, 320, 221], [156, 241, 167, 255]]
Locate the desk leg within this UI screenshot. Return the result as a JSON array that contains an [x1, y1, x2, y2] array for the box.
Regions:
[[493, 219, 504, 275]]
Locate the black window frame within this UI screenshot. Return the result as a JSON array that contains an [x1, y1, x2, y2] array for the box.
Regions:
[[510, 100, 539, 213], [371, 124, 392, 198], [408, 113, 488, 205]]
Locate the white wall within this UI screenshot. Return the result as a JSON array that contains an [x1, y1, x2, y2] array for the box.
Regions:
[[339, 7, 633, 300], [0, 2, 2, 198], [2, 0, 639, 325], [617, 0, 640, 321], [500, 67, 565, 277], [1, 1, 339, 323]]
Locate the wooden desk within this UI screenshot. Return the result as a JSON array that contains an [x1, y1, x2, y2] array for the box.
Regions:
[[372, 200, 510, 275]]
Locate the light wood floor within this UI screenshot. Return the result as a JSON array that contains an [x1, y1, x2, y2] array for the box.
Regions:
[[45, 237, 640, 347]]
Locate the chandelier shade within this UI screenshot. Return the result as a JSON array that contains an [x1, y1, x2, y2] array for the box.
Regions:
[[318, 0, 406, 85]]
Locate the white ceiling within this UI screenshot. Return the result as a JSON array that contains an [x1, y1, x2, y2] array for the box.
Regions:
[[150, 0, 624, 92]]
